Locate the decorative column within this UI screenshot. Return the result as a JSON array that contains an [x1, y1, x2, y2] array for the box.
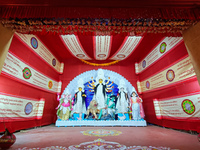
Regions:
[[183, 22, 200, 85], [0, 23, 14, 74]]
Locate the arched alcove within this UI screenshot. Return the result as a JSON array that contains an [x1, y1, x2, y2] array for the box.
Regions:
[[62, 69, 137, 99]]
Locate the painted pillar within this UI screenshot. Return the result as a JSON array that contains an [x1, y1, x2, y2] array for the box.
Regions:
[[183, 22, 200, 85], [0, 23, 14, 74]]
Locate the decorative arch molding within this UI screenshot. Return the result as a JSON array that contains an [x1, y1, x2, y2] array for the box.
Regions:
[[62, 69, 136, 97]]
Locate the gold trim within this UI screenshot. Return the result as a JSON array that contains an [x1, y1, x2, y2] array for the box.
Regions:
[[80, 59, 120, 66]]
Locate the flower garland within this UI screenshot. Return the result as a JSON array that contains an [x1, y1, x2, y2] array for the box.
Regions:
[[80, 59, 120, 66], [0, 18, 198, 36]]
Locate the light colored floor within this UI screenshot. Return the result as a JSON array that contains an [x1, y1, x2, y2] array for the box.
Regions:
[[8, 124, 200, 150]]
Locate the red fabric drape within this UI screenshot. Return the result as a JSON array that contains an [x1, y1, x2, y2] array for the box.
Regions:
[[0, 33, 59, 133], [1, 6, 200, 19], [138, 41, 200, 132]]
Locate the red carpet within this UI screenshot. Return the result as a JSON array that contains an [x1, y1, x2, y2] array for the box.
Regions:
[[6, 125, 200, 150]]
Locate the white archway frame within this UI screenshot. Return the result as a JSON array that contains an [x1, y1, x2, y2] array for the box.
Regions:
[[62, 69, 137, 97]]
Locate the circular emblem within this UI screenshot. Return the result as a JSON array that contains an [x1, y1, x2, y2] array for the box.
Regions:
[[31, 37, 38, 49], [117, 54, 126, 58], [76, 54, 85, 58], [166, 69, 175, 82], [182, 99, 195, 115], [97, 54, 106, 58], [48, 80, 53, 89], [81, 129, 122, 137], [146, 81, 150, 89], [22, 67, 32, 79], [142, 60, 146, 68], [52, 58, 56, 66], [25, 102, 33, 115], [160, 42, 167, 54]]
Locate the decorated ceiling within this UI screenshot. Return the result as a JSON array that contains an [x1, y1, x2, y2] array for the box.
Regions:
[[27, 33, 166, 64], [1, 0, 200, 64]]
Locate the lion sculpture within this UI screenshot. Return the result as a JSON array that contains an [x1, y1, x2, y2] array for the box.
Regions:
[[85, 100, 100, 119]]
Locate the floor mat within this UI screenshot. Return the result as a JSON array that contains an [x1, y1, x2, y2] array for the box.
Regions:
[[16, 138, 176, 150]]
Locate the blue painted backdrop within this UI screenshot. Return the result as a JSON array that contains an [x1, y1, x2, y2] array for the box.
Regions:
[[82, 80, 119, 109]]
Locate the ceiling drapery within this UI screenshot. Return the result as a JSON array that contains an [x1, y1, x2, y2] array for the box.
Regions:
[[1, 6, 200, 19], [1, 0, 199, 65], [1, 17, 198, 36], [1, 0, 200, 36], [0, 0, 200, 36]]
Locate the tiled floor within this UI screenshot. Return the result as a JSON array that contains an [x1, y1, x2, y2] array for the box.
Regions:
[[8, 124, 200, 150]]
